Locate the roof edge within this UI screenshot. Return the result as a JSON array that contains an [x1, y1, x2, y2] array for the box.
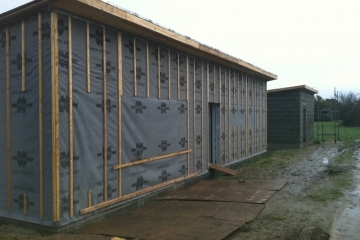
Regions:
[[267, 85, 318, 94], [1, 0, 277, 80]]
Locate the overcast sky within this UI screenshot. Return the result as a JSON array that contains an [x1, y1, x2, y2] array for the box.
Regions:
[[2, 0, 359, 99]]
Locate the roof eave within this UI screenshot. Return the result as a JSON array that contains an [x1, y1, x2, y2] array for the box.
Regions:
[[1, 0, 277, 81]]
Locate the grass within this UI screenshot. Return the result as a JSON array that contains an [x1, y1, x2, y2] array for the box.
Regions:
[[310, 188, 344, 202], [314, 121, 360, 142]]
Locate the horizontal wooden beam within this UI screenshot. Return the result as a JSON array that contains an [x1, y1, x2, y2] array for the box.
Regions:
[[113, 150, 191, 170], [80, 173, 197, 215]]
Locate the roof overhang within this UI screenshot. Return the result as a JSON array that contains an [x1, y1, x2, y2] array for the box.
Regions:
[[0, 0, 277, 81], [267, 85, 318, 94]]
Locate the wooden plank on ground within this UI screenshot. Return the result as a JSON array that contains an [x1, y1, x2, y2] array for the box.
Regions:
[[133, 200, 265, 222], [185, 179, 287, 191], [158, 187, 275, 204], [209, 164, 238, 176], [75, 214, 245, 240]]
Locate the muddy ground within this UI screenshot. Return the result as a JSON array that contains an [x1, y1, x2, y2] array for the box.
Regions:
[[1, 140, 359, 240]]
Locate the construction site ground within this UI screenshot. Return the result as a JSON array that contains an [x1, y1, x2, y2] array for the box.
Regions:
[[1, 140, 360, 240]]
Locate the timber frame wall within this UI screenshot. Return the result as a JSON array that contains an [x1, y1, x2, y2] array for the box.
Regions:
[[0, 0, 276, 227]]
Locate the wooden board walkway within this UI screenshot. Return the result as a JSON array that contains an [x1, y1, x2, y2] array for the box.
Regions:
[[75, 179, 287, 239]]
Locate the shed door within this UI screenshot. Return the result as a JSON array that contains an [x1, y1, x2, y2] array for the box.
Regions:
[[209, 103, 220, 164]]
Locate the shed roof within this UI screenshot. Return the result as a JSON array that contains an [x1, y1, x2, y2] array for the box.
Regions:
[[267, 85, 318, 94], [0, 0, 277, 81]]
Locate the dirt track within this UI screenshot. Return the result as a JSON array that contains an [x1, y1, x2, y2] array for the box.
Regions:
[[1, 141, 359, 240]]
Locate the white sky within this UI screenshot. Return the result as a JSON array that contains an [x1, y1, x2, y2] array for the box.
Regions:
[[2, 0, 360, 99]]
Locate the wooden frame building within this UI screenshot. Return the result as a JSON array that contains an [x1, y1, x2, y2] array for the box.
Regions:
[[0, 0, 276, 227]]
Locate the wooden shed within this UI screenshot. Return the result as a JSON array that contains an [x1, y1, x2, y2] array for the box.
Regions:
[[0, 0, 276, 228], [267, 85, 318, 150]]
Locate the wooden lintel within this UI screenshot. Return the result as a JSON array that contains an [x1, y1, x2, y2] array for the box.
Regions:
[[209, 164, 238, 176]]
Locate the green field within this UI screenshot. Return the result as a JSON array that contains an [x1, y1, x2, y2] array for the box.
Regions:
[[314, 121, 360, 142]]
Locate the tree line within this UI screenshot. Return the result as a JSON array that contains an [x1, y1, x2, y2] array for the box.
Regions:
[[314, 92, 360, 127]]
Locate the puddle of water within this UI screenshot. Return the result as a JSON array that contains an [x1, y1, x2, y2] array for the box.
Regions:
[[330, 158, 360, 240]]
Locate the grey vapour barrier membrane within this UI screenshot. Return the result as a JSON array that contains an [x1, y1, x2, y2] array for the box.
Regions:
[[0, 9, 267, 227]]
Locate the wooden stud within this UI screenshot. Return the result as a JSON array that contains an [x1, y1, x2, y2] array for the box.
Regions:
[[193, 58, 196, 173], [133, 37, 137, 97], [245, 75, 249, 157], [6, 27, 12, 213], [114, 150, 191, 170], [186, 56, 190, 174], [265, 81, 268, 150], [206, 62, 209, 104], [218, 66, 222, 165], [228, 69, 231, 163], [38, 12, 44, 220], [206, 62, 209, 167], [102, 27, 108, 202], [146, 41, 149, 98], [23, 193, 28, 215], [168, 50, 171, 99], [51, 11, 60, 222], [88, 190, 92, 207], [201, 61, 204, 172], [117, 32, 122, 197], [68, 15, 74, 219], [80, 173, 197, 215], [86, 22, 90, 92], [157, 47, 160, 99], [21, 19, 26, 92], [177, 53, 180, 101]]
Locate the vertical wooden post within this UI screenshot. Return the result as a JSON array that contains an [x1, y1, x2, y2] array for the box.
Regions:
[[6, 27, 12, 213], [87, 190, 92, 207], [218, 66, 222, 164], [21, 19, 26, 92], [86, 22, 90, 92], [68, 15, 74, 218], [201, 61, 204, 172], [51, 11, 60, 222], [117, 32, 122, 197], [168, 50, 171, 99], [102, 27, 108, 202], [193, 59, 196, 173], [265, 81, 268, 150], [228, 69, 231, 163], [206, 62, 209, 104], [146, 42, 149, 98], [186, 55, 189, 174], [206, 62, 209, 167], [177, 53, 180, 101], [157, 47, 160, 99], [133, 37, 137, 97], [38, 12, 44, 220], [23, 193, 28, 215], [245, 75, 248, 157]]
